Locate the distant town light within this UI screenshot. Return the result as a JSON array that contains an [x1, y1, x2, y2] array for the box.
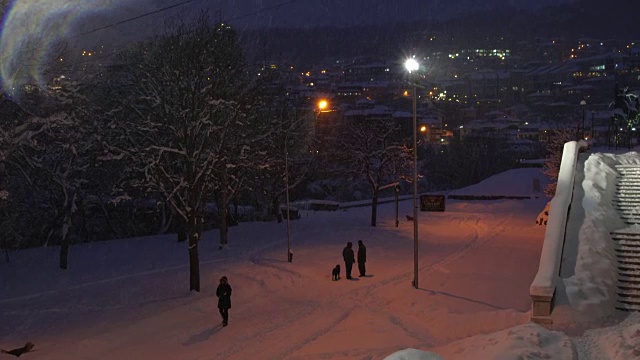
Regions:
[[420, 125, 427, 132], [318, 100, 328, 110]]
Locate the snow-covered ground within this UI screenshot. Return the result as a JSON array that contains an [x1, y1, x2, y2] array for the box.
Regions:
[[0, 162, 637, 359]]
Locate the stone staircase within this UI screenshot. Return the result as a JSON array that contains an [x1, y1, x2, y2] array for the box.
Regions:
[[613, 164, 640, 311]]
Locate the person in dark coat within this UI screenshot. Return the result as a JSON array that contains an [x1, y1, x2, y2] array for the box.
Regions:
[[342, 242, 355, 279], [216, 276, 232, 326], [357, 240, 367, 277]]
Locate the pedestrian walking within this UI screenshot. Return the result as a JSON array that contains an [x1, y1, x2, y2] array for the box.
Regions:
[[342, 242, 355, 279], [357, 240, 367, 277], [216, 276, 232, 326]]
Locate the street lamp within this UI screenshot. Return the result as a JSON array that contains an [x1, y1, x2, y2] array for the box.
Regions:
[[286, 100, 329, 263], [314, 99, 329, 152], [580, 99, 587, 140], [405, 57, 419, 289]]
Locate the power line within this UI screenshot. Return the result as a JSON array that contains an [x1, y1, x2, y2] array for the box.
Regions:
[[69, 0, 197, 39], [69, 0, 195, 39], [71, 0, 302, 41], [222, 0, 301, 23]]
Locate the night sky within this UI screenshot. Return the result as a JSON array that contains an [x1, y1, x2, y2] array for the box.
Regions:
[[150, 0, 573, 29], [61, 0, 575, 49]]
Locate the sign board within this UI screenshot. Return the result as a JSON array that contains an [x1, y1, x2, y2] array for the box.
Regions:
[[420, 194, 445, 212]]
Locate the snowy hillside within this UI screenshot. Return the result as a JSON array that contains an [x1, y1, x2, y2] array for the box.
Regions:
[[1, 162, 639, 359]]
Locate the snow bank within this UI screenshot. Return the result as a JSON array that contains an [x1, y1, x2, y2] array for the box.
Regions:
[[576, 313, 640, 359], [564, 152, 636, 318], [383, 348, 444, 360], [434, 323, 577, 360]]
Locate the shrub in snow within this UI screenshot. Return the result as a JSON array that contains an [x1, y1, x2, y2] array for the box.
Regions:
[[543, 127, 576, 197]]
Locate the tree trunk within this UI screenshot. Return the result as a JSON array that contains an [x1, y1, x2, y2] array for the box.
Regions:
[[219, 202, 229, 247], [77, 199, 89, 242], [233, 195, 239, 221], [187, 205, 200, 292], [59, 190, 75, 270], [59, 214, 71, 269], [371, 191, 379, 227], [177, 216, 187, 242], [157, 201, 173, 235], [100, 202, 121, 239], [219, 171, 229, 247], [189, 232, 200, 292], [271, 195, 281, 222]]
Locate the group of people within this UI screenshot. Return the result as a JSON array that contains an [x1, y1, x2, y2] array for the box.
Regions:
[[342, 240, 367, 279], [215, 240, 369, 326]]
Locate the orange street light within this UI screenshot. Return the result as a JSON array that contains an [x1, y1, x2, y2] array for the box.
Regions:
[[420, 125, 427, 132], [318, 99, 328, 111]]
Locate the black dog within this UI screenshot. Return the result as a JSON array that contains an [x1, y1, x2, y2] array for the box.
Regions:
[[332, 264, 341, 281]]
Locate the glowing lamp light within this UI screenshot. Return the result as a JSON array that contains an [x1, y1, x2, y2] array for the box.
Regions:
[[405, 58, 419, 72], [420, 125, 427, 132], [318, 100, 328, 110]]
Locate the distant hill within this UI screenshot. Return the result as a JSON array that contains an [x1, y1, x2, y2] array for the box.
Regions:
[[448, 168, 549, 198], [239, 1, 638, 65]]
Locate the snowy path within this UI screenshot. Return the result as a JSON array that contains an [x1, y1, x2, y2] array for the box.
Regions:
[[0, 195, 547, 359]]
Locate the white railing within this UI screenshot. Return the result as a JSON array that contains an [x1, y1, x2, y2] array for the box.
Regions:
[[530, 140, 588, 322]]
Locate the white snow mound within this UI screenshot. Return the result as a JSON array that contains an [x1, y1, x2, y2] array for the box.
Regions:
[[383, 348, 444, 360]]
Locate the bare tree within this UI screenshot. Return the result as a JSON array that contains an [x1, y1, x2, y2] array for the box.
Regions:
[[330, 119, 412, 227], [104, 14, 261, 291], [611, 86, 640, 149]]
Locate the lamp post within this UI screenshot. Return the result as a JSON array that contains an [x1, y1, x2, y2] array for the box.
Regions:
[[395, 184, 400, 228], [284, 100, 329, 262], [580, 99, 587, 140], [286, 100, 328, 263], [285, 131, 292, 263], [405, 57, 420, 289]]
